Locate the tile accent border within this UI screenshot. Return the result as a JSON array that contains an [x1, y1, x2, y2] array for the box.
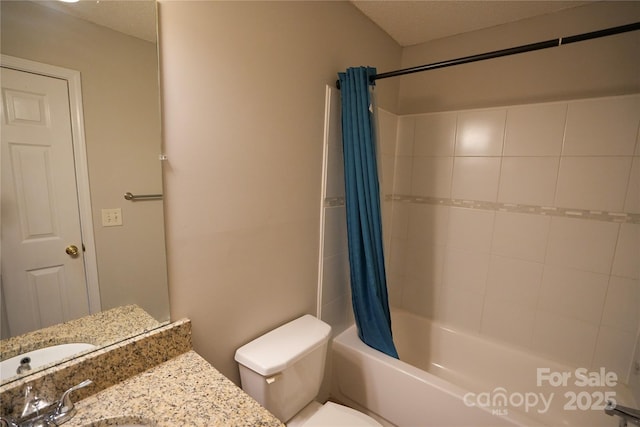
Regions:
[[324, 197, 345, 207], [385, 194, 640, 224]]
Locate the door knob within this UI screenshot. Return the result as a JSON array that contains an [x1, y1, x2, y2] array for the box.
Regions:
[[65, 245, 79, 257]]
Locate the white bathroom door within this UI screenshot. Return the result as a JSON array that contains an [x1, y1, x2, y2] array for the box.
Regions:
[[1, 66, 90, 336]]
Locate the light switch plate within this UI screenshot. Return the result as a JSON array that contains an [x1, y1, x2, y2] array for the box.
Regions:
[[101, 208, 122, 226]]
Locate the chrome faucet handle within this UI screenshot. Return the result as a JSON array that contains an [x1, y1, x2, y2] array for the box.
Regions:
[[605, 400, 640, 427], [0, 416, 18, 427], [20, 383, 51, 419], [51, 379, 93, 424]]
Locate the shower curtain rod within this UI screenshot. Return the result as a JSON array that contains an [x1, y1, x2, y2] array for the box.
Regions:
[[336, 22, 640, 89]]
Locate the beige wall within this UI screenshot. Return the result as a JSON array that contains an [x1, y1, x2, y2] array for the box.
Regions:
[[1, 1, 169, 322], [158, 0, 401, 383], [396, 1, 640, 114]]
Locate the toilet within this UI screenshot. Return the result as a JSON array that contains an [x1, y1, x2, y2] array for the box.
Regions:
[[234, 314, 382, 426]]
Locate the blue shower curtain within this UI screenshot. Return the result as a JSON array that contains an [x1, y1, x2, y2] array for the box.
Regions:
[[337, 67, 398, 359]]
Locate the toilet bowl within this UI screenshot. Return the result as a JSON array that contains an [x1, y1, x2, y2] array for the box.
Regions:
[[288, 401, 381, 427], [234, 315, 381, 426]]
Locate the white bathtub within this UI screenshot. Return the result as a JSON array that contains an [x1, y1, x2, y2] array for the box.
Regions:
[[331, 309, 635, 427]]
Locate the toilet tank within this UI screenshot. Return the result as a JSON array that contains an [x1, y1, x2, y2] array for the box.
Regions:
[[234, 315, 332, 422]]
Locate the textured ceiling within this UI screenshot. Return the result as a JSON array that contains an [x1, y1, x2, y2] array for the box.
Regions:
[[35, 0, 157, 43], [351, 1, 592, 47], [35, 0, 592, 47]]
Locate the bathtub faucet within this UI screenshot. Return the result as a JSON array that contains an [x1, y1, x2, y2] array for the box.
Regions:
[[605, 400, 640, 427]]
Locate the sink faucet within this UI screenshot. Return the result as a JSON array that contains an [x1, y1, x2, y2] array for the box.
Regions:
[[15, 358, 32, 376], [2, 380, 93, 427], [49, 379, 93, 425], [0, 417, 18, 427], [20, 384, 49, 419], [605, 400, 640, 427]]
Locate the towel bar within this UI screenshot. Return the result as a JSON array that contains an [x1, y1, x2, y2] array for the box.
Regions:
[[124, 192, 163, 201]]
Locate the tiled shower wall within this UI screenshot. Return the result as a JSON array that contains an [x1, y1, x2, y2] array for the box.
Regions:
[[381, 94, 640, 382], [319, 86, 353, 336], [318, 87, 400, 336]]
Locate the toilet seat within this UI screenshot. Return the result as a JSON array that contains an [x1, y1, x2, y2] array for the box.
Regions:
[[302, 402, 382, 427]]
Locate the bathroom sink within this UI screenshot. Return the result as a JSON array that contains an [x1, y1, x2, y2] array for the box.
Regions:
[[0, 342, 97, 381]]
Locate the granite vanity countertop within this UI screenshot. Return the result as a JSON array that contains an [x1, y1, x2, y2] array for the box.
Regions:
[[1, 305, 161, 360], [65, 350, 284, 427]]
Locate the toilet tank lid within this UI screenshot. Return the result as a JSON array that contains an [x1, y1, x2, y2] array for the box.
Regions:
[[234, 314, 331, 376]]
